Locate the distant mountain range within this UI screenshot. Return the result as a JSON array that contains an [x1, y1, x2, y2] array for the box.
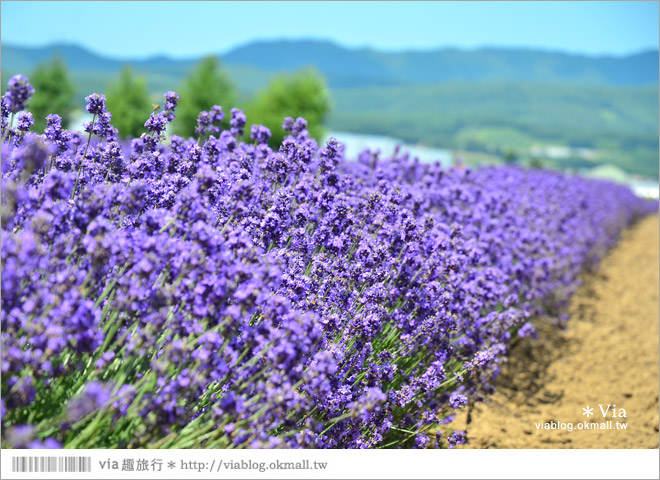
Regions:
[[1, 40, 658, 178], [222, 40, 659, 87], [3, 40, 659, 92]]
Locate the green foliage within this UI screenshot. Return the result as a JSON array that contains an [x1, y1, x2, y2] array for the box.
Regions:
[[503, 149, 518, 164], [28, 57, 75, 132], [106, 67, 152, 139], [328, 82, 659, 177], [173, 56, 237, 138], [247, 69, 330, 147], [528, 157, 544, 169]]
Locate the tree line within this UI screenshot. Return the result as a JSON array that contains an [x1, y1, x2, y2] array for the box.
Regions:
[[23, 56, 331, 148]]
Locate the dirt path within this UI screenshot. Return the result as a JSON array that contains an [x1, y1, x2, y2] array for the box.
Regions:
[[452, 214, 659, 448]]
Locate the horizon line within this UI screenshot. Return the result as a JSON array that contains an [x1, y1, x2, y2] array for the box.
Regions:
[[3, 38, 658, 63]]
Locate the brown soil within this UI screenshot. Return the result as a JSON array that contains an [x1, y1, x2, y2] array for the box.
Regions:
[[450, 214, 660, 448]]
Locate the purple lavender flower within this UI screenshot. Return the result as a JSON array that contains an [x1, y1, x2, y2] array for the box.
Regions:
[[414, 435, 429, 449], [350, 386, 387, 422], [6, 425, 36, 448], [28, 438, 62, 449], [145, 112, 168, 136], [16, 112, 33, 132], [449, 392, 468, 409], [1, 95, 10, 134], [291, 117, 307, 136], [67, 382, 111, 422], [447, 431, 467, 448], [210, 105, 224, 124], [282, 116, 295, 132], [44, 114, 63, 138], [195, 111, 211, 136], [250, 124, 271, 145], [517, 322, 538, 338], [164, 91, 179, 111], [96, 111, 118, 140], [94, 351, 116, 369], [84, 93, 107, 115], [229, 107, 246, 137], [10, 134, 52, 175], [5, 75, 35, 113]]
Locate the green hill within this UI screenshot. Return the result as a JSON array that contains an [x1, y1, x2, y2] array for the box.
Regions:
[[328, 82, 659, 176]]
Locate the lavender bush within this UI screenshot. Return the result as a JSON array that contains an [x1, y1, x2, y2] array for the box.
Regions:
[[1, 75, 656, 449]]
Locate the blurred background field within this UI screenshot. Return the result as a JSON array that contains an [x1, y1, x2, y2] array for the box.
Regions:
[[2, 1, 658, 197]]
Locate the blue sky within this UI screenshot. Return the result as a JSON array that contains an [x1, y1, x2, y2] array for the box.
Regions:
[[2, 1, 658, 59]]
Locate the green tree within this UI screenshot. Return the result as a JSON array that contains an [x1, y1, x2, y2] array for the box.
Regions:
[[503, 148, 518, 164], [29, 57, 75, 132], [528, 156, 544, 169], [106, 67, 152, 139], [247, 68, 331, 148], [173, 56, 237, 138]]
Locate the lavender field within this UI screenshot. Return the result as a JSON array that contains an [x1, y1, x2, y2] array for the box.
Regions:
[[1, 75, 657, 449]]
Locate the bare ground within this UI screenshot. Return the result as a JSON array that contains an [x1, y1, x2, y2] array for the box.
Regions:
[[450, 214, 659, 448]]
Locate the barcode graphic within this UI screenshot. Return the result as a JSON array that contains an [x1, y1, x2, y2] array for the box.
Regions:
[[11, 456, 92, 473]]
